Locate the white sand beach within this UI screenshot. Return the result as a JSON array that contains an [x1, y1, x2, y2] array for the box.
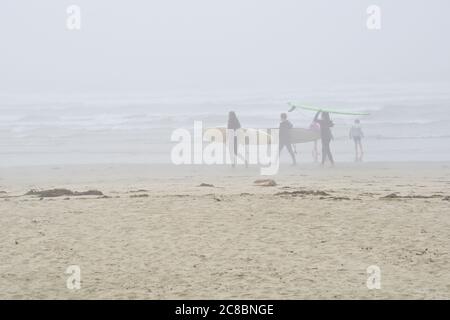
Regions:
[[0, 162, 449, 299]]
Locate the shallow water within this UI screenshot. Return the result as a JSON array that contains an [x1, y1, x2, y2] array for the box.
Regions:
[[1, 83, 449, 166]]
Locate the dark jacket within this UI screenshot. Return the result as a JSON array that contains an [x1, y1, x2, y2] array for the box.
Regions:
[[279, 120, 293, 144], [227, 116, 241, 130], [314, 112, 334, 141]]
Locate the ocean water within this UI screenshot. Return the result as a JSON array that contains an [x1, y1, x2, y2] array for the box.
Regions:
[[0, 83, 449, 167]]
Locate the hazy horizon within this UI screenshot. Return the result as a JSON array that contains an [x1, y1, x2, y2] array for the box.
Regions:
[[1, 0, 450, 95]]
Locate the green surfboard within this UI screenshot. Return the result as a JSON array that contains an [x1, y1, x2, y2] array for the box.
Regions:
[[288, 103, 370, 116]]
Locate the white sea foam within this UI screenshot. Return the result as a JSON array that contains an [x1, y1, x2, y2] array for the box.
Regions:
[[0, 83, 449, 166]]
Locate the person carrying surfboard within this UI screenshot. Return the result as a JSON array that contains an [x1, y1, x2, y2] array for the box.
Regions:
[[279, 113, 296, 166], [227, 111, 241, 167], [314, 111, 335, 166], [227, 111, 248, 167]]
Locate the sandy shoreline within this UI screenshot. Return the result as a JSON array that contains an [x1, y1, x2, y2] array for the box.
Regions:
[[1, 162, 449, 299]]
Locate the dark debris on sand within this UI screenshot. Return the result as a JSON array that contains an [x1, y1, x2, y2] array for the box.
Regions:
[[381, 193, 443, 200], [254, 179, 277, 187], [198, 183, 215, 187], [130, 194, 149, 198], [332, 196, 351, 201], [25, 189, 104, 198], [275, 190, 330, 197]]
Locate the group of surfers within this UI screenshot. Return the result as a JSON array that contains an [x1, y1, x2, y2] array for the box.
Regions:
[[226, 111, 365, 167]]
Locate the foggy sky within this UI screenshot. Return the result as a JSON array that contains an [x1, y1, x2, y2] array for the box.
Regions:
[[1, 0, 449, 94]]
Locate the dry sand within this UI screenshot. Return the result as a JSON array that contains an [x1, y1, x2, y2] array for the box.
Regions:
[[0, 162, 449, 299]]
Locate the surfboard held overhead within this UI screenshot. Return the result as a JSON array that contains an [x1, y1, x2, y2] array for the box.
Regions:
[[288, 103, 370, 116]]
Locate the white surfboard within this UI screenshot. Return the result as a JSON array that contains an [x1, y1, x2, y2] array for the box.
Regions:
[[204, 127, 319, 145]]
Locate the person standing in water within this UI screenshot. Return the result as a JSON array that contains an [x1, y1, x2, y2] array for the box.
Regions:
[[349, 119, 364, 162], [279, 113, 296, 165], [314, 111, 335, 166], [227, 111, 245, 167]]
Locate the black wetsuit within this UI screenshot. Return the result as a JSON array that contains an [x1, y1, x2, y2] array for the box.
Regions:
[[279, 120, 296, 164], [314, 112, 334, 164], [228, 117, 241, 156]]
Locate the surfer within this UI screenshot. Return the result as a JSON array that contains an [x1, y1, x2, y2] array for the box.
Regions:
[[227, 111, 247, 167], [279, 113, 296, 165], [349, 119, 364, 162], [314, 111, 335, 166]]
